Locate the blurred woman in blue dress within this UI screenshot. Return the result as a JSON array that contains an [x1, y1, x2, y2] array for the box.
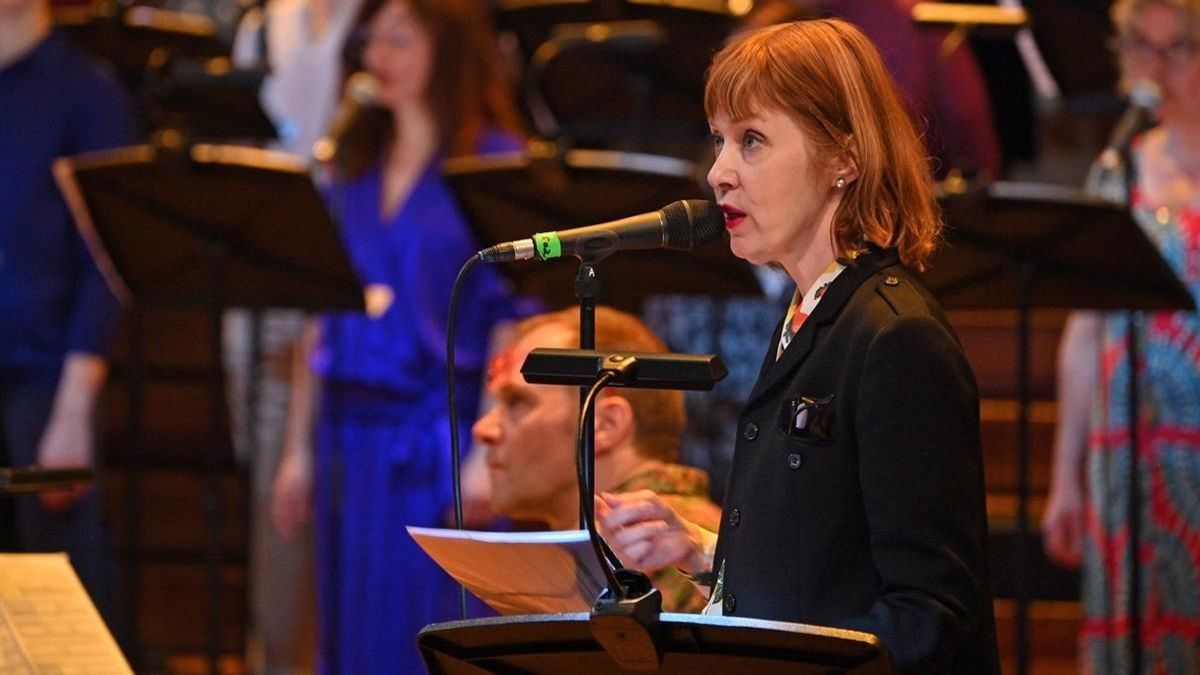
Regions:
[[269, 0, 526, 671]]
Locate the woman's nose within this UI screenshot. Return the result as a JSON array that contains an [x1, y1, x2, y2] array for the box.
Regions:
[[362, 41, 386, 75], [707, 150, 735, 193]]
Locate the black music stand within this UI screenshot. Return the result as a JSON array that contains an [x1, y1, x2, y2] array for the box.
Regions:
[[924, 180, 1195, 675], [53, 143, 364, 673], [143, 57, 278, 143], [55, 5, 227, 101], [443, 147, 761, 312], [496, 0, 735, 155], [419, 612, 892, 674]]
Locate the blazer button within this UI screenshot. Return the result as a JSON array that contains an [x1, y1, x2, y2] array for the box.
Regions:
[[728, 507, 741, 527], [787, 453, 802, 470], [722, 593, 737, 614], [743, 422, 759, 441]]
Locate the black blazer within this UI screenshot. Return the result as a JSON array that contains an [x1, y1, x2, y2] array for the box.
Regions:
[[712, 249, 999, 674]]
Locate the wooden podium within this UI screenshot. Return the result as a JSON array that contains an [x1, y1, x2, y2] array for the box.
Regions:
[[418, 612, 893, 674]]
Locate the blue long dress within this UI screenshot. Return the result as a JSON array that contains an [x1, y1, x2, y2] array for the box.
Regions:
[[313, 132, 521, 674]]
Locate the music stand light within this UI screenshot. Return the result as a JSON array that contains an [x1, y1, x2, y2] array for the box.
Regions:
[[521, 348, 727, 391]]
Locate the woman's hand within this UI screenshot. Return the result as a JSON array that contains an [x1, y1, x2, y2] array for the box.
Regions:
[[1042, 472, 1085, 568], [1042, 312, 1101, 569], [273, 320, 320, 539], [272, 446, 312, 539], [595, 490, 714, 574], [37, 354, 107, 511], [36, 410, 93, 511]]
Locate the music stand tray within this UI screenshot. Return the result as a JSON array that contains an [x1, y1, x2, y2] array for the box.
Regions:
[[927, 180, 1194, 311], [53, 143, 364, 312], [419, 612, 893, 674], [0, 467, 94, 495], [444, 147, 761, 311]]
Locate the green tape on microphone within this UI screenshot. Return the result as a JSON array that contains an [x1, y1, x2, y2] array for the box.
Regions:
[[533, 232, 563, 260]]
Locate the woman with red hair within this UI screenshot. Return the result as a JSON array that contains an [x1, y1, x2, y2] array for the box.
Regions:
[[598, 20, 997, 673]]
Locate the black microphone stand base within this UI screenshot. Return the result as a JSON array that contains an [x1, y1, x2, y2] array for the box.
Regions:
[[590, 569, 663, 671]]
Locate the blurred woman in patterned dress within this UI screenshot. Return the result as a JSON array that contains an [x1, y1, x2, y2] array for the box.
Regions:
[[1044, 1, 1200, 672]]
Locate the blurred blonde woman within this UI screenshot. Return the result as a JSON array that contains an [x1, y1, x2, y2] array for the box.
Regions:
[[1043, 1, 1200, 672]]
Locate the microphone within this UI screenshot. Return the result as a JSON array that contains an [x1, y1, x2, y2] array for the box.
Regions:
[[478, 199, 725, 263], [312, 71, 380, 164], [1099, 79, 1162, 170]]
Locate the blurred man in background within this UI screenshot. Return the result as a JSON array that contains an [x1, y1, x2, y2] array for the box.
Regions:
[[472, 307, 722, 613]]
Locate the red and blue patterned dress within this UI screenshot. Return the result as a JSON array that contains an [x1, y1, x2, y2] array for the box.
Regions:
[[1082, 146, 1200, 674]]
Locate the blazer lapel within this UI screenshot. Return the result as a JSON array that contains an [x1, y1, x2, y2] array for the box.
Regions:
[[743, 249, 898, 410]]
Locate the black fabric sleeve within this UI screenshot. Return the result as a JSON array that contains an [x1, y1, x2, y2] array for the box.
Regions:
[[834, 313, 989, 673]]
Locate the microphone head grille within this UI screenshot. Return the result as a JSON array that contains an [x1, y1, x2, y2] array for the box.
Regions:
[[346, 71, 381, 105], [1130, 79, 1162, 111], [663, 200, 725, 250]]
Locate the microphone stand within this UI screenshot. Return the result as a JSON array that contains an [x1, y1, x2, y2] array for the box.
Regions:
[[1093, 100, 1154, 673], [1083, 116, 1148, 673], [514, 258, 728, 669], [1114, 139, 1144, 675], [572, 258, 665, 670], [468, 201, 726, 664], [576, 262, 598, 527]]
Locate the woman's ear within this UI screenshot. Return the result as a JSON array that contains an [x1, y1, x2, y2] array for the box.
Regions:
[[594, 394, 635, 456], [833, 135, 860, 186]]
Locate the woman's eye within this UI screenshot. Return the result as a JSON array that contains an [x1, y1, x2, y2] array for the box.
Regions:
[[742, 133, 762, 149], [711, 134, 724, 154]]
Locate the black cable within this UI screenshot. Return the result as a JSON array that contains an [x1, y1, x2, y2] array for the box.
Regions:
[[445, 253, 479, 620], [576, 371, 625, 599]]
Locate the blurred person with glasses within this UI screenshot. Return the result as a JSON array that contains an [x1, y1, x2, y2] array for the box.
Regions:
[[1044, 1, 1200, 672]]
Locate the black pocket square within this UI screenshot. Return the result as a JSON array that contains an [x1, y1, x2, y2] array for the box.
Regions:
[[780, 393, 834, 441]]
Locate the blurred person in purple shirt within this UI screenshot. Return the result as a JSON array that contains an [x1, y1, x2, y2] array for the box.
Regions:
[[744, 0, 1002, 179], [0, 0, 133, 639]]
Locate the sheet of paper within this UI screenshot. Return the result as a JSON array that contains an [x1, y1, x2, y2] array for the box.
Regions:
[[407, 527, 607, 615], [0, 553, 131, 674]]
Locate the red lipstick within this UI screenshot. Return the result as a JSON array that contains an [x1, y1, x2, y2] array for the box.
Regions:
[[721, 204, 746, 229]]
